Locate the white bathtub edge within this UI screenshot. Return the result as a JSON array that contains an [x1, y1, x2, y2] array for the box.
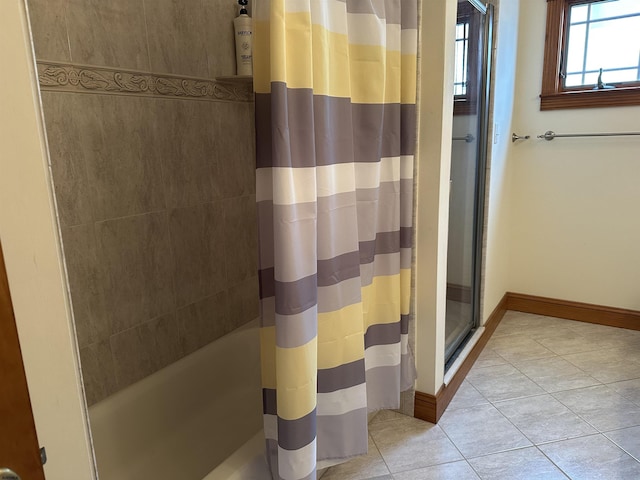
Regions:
[[203, 430, 270, 480]]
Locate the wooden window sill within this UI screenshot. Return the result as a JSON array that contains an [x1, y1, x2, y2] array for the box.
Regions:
[[541, 87, 640, 111]]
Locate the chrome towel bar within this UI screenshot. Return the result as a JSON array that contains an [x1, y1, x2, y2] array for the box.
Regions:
[[452, 134, 475, 143], [538, 130, 640, 141]]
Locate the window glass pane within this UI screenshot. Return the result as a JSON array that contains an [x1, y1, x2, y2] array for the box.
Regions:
[[454, 22, 468, 96], [566, 23, 586, 73], [564, 1, 640, 88], [570, 4, 589, 24], [603, 68, 639, 83], [590, 0, 640, 21], [583, 71, 600, 85], [585, 17, 640, 71], [565, 73, 584, 87]]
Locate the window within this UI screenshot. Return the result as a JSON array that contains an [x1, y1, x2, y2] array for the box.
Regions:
[[541, 0, 640, 110], [454, 2, 481, 115]]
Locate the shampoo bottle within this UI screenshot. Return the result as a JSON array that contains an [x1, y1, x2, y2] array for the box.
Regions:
[[233, 0, 253, 76]]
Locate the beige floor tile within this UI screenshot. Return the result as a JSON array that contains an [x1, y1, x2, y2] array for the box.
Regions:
[[468, 447, 568, 480], [534, 331, 602, 355], [608, 378, 640, 405], [553, 385, 640, 431], [605, 426, 640, 461], [391, 460, 480, 480], [446, 381, 490, 411], [486, 335, 556, 364], [369, 416, 462, 473], [466, 363, 545, 402], [370, 410, 409, 424], [473, 348, 509, 369], [322, 436, 390, 480], [438, 404, 531, 458], [513, 356, 601, 393], [563, 348, 640, 383], [494, 394, 596, 444], [539, 434, 640, 479]]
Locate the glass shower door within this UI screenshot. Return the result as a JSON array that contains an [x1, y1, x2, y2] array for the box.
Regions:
[[445, 0, 493, 366]]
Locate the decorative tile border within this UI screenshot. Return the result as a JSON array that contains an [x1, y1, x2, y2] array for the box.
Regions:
[[37, 62, 253, 103]]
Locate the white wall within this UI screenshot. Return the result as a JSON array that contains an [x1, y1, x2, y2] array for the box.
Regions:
[[414, 0, 457, 394], [509, 0, 640, 311], [0, 1, 95, 478]]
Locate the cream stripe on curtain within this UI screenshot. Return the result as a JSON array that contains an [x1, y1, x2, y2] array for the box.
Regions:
[[254, 1, 418, 478]]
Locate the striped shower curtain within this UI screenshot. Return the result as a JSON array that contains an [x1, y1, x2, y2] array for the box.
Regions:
[[254, 1, 418, 478]]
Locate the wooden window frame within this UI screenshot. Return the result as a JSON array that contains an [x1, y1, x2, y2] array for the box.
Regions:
[[454, 1, 481, 116], [541, 0, 640, 111]]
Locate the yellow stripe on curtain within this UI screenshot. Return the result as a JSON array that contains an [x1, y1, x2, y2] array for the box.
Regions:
[[254, 16, 416, 104]]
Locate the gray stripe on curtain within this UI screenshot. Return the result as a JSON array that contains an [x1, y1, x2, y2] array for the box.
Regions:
[[365, 365, 402, 411], [274, 274, 317, 315], [258, 197, 359, 271], [359, 231, 400, 262], [359, 253, 400, 284], [264, 271, 365, 315], [255, 87, 417, 169], [401, 103, 418, 154], [317, 251, 361, 286], [317, 358, 367, 393], [317, 277, 362, 313], [365, 322, 402, 348], [344, 0, 390, 21], [316, 407, 369, 459], [400, 226, 412, 248], [401, 247, 412, 269], [317, 192, 360, 261], [400, 178, 414, 226], [400, 0, 419, 29], [275, 306, 318, 348], [278, 409, 317, 451], [401, 314, 410, 335]]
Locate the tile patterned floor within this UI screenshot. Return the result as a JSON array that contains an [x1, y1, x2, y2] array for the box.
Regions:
[[322, 311, 640, 479]]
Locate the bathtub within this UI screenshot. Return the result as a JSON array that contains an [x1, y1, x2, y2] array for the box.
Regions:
[[88, 319, 267, 480]]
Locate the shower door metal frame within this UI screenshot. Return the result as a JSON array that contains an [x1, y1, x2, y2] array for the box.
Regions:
[[445, 1, 494, 366]]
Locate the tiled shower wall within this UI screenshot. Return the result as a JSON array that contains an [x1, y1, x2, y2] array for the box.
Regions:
[[27, 0, 258, 405]]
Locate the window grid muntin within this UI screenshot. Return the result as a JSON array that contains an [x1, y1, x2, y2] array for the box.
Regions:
[[454, 21, 469, 96], [565, 1, 640, 88]]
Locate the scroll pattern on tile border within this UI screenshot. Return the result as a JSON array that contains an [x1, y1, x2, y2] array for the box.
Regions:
[[37, 62, 253, 102]]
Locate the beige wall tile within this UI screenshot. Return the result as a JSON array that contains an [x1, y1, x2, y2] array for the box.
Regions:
[[80, 340, 117, 406], [223, 195, 258, 286], [215, 101, 256, 198], [177, 291, 228, 355], [110, 313, 182, 391], [61, 224, 109, 348], [150, 98, 219, 208], [110, 322, 157, 390], [96, 212, 175, 334], [152, 313, 183, 369], [227, 274, 259, 330], [169, 202, 226, 307], [27, 0, 71, 62], [202, 0, 237, 78], [42, 93, 166, 224], [144, 0, 209, 78], [87, 95, 166, 221], [40, 92, 97, 227], [65, 0, 150, 70]]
